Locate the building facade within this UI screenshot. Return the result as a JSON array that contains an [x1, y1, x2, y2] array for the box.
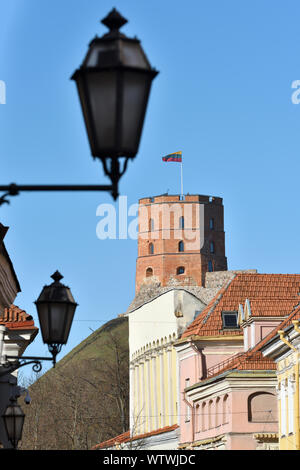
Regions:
[[261, 305, 300, 450], [0, 224, 38, 448], [94, 193, 300, 451]]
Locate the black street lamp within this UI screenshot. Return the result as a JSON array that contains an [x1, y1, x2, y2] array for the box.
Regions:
[[71, 8, 159, 199], [35, 271, 78, 366], [0, 271, 77, 375], [0, 8, 158, 206], [2, 397, 25, 450]]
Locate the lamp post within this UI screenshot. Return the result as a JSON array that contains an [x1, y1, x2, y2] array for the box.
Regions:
[[0, 8, 159, 206], [71, 8, 159, 200], [0, 271, 77, 375]]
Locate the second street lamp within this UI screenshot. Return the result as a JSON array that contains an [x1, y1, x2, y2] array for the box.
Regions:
[[0, 271, 77, 375], [35, 271, 78, 366]]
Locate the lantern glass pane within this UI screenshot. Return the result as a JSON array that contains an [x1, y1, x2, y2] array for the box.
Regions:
[[86, 70, 117, 151], [86, 42, 118, 67], [4, 404, 25, 447], [61, 304, 76, 344], [47, 302, 68, 344], [36, 303, 50, 343], [121, 71, 150, 152], [76, 75, 96, 156], [120, 42, 150, 68]]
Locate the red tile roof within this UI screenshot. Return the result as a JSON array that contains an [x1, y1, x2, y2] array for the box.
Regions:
[[0, 305, 38, 331], [248, 299, 298, 317], [183, 274, 300, 338], [204, 303, 300, 381], [92, 424, 179, 450]]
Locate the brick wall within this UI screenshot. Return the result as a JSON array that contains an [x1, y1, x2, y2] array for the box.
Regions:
[[135, 194, 228, 293]]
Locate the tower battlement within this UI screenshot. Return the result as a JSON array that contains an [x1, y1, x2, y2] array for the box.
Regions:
[[139, 194, 223, 205]]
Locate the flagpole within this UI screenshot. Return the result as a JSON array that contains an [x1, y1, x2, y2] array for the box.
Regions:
[[180, 160, 183, 199]]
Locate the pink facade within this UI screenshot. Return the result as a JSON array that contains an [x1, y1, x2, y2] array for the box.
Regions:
[[178, 342, 278, 449], [243, 320, 283, 351]]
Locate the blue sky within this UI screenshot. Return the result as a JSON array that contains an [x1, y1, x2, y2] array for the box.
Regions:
[[0, 0, 300, 379]]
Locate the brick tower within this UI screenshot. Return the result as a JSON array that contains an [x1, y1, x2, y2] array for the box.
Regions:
[[135, 194, 227, 293]]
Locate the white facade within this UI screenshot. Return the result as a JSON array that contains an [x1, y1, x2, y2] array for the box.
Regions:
[[127, 289, 206, 440]]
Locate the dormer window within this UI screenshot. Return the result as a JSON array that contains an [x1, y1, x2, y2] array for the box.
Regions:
[[222, 311, 238, 329]]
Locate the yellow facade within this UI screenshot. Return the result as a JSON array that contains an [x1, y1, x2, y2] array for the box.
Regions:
[[275, 322, 300, 450], [132, 339, 178, 436]]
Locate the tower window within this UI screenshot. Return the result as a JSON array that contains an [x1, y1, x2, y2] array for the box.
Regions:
[[177, 266, 185, 275], [149, 218, 154, 231], [208, 260, 213, 272], [146, 267, 153, 277], [149, 243, 154, 255], [222, 311, 238, 329], [179, 216, 184, 229], [210, 241, 215, 254], [178, 241, 184, 252], [209, 218, 214, 230]]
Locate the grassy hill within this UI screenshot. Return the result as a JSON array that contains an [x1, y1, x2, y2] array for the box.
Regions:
[[20, 316, 129, 450]]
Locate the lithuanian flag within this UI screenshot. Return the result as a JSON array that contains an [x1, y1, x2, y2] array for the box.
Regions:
[[162, 151, 182, 162]]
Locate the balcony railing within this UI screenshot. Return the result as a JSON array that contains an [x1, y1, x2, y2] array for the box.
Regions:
[[206, 352, 245, 377]]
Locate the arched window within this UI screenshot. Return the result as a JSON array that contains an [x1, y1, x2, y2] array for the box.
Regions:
[[210, 241, 215, 254], [248, 392, 277, 423], [209, 218, 214, 230], [149, 243, 154, 255], [223, 394, 229, 424], [149, 218, 154, 231], [195, 404, 201, 433], [208, 400, 213, 429], [208, 260, 213, 272], [202, 402, 207, 431], [146, 267, 153, 277], [179, 216, 184, 229], [215, 397, 221, 428], [177, 266, 185, 275], [178, 241, 184, 252]]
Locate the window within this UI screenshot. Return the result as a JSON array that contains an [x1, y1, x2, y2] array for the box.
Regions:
[[248, 392, 277, 423], [222, 311, 238, 329], [179, 216, 184, 229], [149, 218, 154, 231], [146, 267, 153, 277], [149, 243, 154, 255], [208, 260, 213, 272], [223, 395, 229, 424], [208, 400, 213, 429], [178, 241, 184, 252], [177, 266, 185, 275], [209, 218, 214, 230], [185, 378, 190, 422], [210, 241, 215, 253]]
